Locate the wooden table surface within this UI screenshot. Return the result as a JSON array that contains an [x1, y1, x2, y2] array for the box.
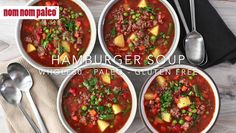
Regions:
[[0, 0, 236, 133]]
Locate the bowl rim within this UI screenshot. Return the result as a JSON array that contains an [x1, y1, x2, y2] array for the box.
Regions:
[[57, 63, 137, 133], [15, 0, 97, 74], [98, 0, 180, 72], [139, 64, 220, 133]]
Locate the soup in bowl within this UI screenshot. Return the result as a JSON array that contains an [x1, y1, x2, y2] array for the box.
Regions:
[[57, 63, 137, 133], [16, 0, 96, 72], [99, 0, 180, 71], [139, 65, 220, 133]]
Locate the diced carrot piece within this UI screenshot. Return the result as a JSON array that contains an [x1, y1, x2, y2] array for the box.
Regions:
[[138, 45, 145, 51], [45, 2, 52, 6], [174, 76, 180, 80], [53, 49, 58, 54], [75, 21, 81, 27], [51, 1, 58, 6], [42, 33, 46, 40], [185, 116, 192, 121], [74, 32, 79, 38], [181, 86, 188, 92], [123, 82, 128, 88], [89, 110, 97, 116], [71, 115, 78, 121], [189, 82, 193, 86], [153, 93, 158, 99], [174, 97, 179, 103]]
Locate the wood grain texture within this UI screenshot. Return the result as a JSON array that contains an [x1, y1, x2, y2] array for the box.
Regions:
[[0, 0, 236, 133]]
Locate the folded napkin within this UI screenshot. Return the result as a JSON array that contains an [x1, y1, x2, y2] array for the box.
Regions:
[[0, 58, 66, 133], [168, 0, 236, 68]]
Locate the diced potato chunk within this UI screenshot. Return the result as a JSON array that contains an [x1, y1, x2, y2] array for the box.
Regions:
[[113, 34, 125, 47], [144, 93, 155, 100], [61, 41, 70, 52], [161, 112, 171, 122], [129, 33, 137, 41], [59, 52, 69, 62], [149, 25, 159, 36], [152, 48, 161, 58], [27, 43, 36, 53], [102, 73, 111, 84], [138, 0, 147, 8], [177, 97, 192, 109], [97, 120, 110, 132], [156, 76, 166, 87], [112, 104, 122, 114]]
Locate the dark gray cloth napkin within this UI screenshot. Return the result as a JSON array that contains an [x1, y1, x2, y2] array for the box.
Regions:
[[168, 0, 236, 68]]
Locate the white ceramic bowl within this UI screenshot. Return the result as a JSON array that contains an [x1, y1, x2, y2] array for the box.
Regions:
[[139, 64, 220, 133], [98, 0, 180, 72], [57, 63, 137, 133], [16, 0, 97, 73]]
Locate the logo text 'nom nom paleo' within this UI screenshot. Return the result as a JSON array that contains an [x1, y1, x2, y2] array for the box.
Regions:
[[0, 6, 59, 19]]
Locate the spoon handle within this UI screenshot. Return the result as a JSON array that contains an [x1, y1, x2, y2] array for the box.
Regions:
[[173, 0, 190, 34], [18, 104, 41, 133], [26, 92, 48, 133], [190, 0, 196, 31]]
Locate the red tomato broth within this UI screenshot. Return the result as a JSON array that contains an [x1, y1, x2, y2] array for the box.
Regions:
[[143, 68, 215, 133], [62, 68, 132, 133], [104, 0, 175, 66], [21, 0, 91, 67]]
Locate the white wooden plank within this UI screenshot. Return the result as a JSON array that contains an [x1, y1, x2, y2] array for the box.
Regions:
[[209, 0, 236, 34]]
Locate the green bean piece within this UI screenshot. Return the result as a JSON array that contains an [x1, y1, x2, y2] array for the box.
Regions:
[[99, 114, 115, 120], [167, 23, 174, 35], [179, 119, 185, 125]]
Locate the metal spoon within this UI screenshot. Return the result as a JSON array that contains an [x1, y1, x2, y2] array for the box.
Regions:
[[185, 0, 207, 65], [0, 74, 41, 133], [7, 63, 48, 133], [173, 0, 190, 34]]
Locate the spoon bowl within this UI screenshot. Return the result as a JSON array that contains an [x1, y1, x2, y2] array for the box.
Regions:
[[7, 63, 33, 91], [185, 31, 206, 65], [0, 74, 22, 105]]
